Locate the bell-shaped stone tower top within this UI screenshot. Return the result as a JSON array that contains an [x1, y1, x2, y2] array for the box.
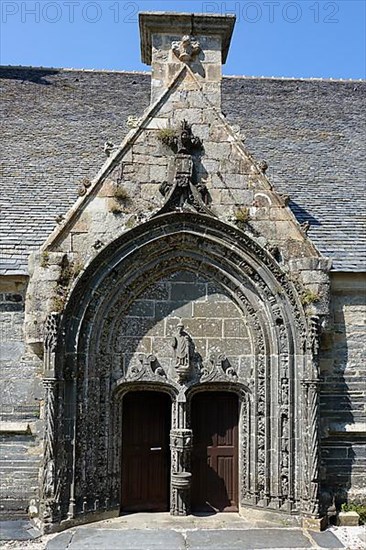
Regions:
[[139, 12, 236, 106]]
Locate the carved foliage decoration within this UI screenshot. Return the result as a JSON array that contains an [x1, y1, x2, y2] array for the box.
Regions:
[[126, 354, 166, 381], [200, 353, 237, 383], [172, 35, 201, 63]]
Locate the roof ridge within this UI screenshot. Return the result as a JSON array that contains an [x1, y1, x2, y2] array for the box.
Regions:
[[0, 65, 150, 75], [1, 65, 364, 82], [223, 74, 366, 83]]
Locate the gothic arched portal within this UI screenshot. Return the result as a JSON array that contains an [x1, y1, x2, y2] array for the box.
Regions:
[[40, 213, 321, 528]]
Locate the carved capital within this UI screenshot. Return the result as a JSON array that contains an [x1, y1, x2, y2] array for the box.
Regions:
[[170, 429, 193, 451]]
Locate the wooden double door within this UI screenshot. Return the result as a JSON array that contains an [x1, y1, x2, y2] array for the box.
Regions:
[[121, 390, 239, 514], [191, 392, 239, 512]]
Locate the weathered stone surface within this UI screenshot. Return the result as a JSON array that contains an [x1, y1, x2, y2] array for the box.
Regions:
[[337, 511, 360, 526], [320, 272, 366, 505]]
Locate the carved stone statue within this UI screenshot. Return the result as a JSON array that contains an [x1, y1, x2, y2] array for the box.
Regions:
[[172, 321, 193, 382], [172, 35, 201, 63], [103, 141, 115, 156], [158, 120, 212, 215]]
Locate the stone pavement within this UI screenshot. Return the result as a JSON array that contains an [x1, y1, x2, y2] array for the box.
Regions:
[[45, 528, 344, 550], [2, 513, 365, 550], [0, 519, 41, 541]]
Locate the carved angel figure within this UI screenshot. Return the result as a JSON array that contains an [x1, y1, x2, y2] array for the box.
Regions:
[[172, 35, 201, 63]]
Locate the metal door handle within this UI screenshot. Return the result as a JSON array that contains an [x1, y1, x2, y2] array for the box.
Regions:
[[150, 447, 162, 451]]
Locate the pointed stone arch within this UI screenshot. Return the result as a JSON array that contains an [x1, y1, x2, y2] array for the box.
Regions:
[[40, 213, 321, 530]]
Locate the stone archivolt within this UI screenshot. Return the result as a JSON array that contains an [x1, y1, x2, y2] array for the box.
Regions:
[[38, 212, 323, 529]]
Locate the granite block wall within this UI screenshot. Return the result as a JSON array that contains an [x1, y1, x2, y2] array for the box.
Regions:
[[320, 273, 366, 504], [0, 276, 42, 516]]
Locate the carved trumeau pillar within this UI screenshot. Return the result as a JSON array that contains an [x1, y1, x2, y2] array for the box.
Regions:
[[139, 12, 236, 106], [170, 398, 193, 516], [170, 426, 193, 516]]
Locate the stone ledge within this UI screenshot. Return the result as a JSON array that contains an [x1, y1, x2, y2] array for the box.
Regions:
[[328, 422, 366, 435], [0, 422, 32, 435]]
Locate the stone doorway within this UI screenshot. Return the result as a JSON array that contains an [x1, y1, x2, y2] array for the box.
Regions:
[[191, 391, 239, 513], [121, 391, 171, 512], [38, 214, 322, 530]]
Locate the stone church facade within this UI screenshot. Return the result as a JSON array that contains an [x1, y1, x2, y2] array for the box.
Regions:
[[0, 12, 365, 533]]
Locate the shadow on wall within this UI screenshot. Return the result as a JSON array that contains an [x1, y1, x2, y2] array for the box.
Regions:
[[319, 304, 357, 521]]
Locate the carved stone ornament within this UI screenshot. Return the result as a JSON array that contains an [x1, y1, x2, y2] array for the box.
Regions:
[[43, 312, 61, 377], [200, 353, 237, 383], [103, 141, 115, 156], [170, 428, 193, 452], [126, 353, 166, 381], [172, 35, 201, 63], [158, 120, 212, 216]]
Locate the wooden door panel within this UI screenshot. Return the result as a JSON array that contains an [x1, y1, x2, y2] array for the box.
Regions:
[[121, 392, 170, 512], [192, 392, 238, 512]]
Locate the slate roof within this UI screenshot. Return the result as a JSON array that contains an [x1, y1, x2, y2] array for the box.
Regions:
[[1, 66, 365, 273]]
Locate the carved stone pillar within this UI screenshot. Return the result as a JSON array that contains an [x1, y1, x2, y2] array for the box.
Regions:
[[41, 378, 60, 524], [67, 371, 78, 520], [41, 312, 61, 524], [170, 399, 192, 516], [301, 379, 321, 516]]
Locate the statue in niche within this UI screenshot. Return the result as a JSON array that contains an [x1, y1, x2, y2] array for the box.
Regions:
[[172, 35, 201, 63], [281, 381, 289, 405], [171, 320, 194, 382]]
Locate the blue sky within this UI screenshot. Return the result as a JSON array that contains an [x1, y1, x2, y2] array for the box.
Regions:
[[1, 0, 365, 78]]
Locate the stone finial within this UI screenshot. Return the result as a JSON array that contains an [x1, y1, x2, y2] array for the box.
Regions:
[[172, 35, 201, 63]]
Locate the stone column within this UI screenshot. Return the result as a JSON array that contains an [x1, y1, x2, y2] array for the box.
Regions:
[[301, 379, 321, 516], [41, 378, 60, 524], [170, 399, 193, 515], [67, 372, 77, 519], [41, 312, 61, 524]]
